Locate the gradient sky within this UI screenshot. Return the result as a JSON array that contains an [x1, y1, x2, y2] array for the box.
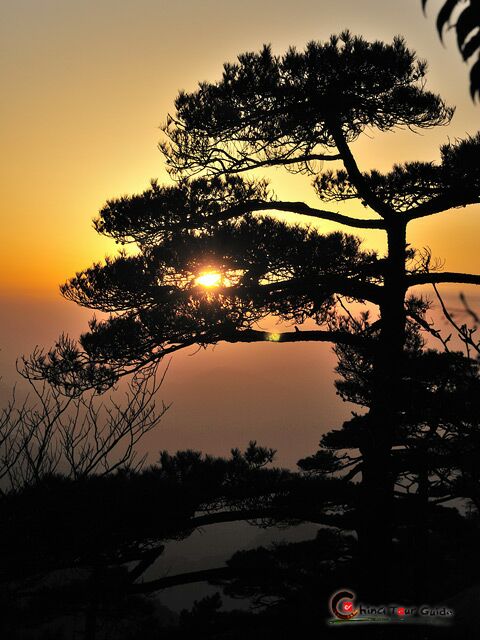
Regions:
[[1, 0, 479, 466]]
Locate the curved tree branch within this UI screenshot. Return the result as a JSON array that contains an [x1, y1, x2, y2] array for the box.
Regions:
[[234, 200, 386, 230], [220, 328, 373, 349], [407, 272, 480, 287], [130, 567, 237, 594], [219, 276, 384, 305], [202, 151, 343, 175], [151, 198, 385, 231], [407, 194, 480, 220], [328, 122, 396, 219]]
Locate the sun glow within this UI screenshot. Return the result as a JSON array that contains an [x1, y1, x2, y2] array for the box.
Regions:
[[267, 333, 281, 342], [195, 271, 222, 287]]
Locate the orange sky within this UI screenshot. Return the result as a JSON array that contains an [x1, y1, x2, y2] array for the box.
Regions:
[[1, 0, 478, 466]]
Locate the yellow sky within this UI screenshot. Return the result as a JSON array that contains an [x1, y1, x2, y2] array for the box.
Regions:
[[0, 1, 479, 465], [1, 0, 478, 298]]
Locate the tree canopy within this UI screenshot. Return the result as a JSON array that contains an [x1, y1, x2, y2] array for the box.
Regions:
[[24, 33, 479, 395]]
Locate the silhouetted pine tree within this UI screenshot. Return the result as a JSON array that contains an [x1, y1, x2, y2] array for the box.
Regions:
[[23, 32, 480, 599]]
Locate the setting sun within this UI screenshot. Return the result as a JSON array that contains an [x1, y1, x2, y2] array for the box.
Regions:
[[195, 272, 222, 287]]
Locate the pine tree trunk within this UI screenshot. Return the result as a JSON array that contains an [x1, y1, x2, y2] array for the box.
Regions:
[[357, 221, 406, 602]]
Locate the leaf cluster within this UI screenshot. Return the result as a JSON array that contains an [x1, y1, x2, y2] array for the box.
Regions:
[[423, 0, 480, 99]]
